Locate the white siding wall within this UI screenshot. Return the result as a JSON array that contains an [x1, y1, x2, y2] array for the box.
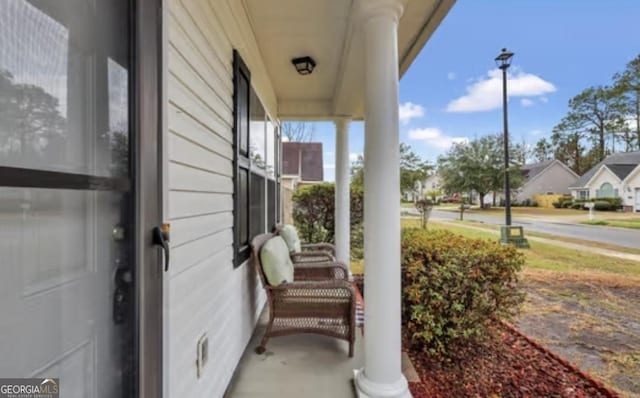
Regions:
[[165, 1, 274, 396], [623, 168, 640, 209]]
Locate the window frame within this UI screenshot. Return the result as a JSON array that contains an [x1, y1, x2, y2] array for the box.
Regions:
[[232, 50, 282, 267]]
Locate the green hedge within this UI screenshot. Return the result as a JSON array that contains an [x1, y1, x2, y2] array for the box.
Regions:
[[292, 183, 364, 259], [401, 229, 525, 356]]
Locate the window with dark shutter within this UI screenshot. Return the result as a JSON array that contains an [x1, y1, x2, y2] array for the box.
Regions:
[[233, 50, 282, 267], [233, 50, 251, 266]]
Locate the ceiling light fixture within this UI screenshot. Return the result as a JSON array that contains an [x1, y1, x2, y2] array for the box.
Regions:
[[291, 56, 316, 75]]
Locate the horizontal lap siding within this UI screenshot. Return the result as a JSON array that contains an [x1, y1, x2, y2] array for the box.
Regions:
[[167, 1, 265, 397]]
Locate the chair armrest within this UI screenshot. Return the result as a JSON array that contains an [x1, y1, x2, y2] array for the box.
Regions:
[[291, 250, 336, 263], [301, 243, 336, 256], [293, 261, 349, 281]]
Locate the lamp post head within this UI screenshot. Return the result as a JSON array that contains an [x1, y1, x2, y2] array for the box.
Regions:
[[495, 48, 514, 70]]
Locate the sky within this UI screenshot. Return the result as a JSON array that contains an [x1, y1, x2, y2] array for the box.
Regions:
[[315, 0, 640, 182]]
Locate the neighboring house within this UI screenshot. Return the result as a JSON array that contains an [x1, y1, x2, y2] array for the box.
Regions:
[[484, 159, 578, 205], [281, 142, 324, 190], [569, 151, 640, 212], [517, 159, 579, 201], [412, 173, 442, 201]]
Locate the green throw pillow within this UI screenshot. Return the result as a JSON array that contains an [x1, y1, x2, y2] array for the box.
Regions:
[[280, 225, 301, 253], [260, 236, 294, 286]]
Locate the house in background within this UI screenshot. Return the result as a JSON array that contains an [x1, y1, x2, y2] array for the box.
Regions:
[[281, 142, 324, 190], [280, 142, 324, 224], [485, 159, 578, 205], [569, 151, 640, 212], [517, 159, 579, 201], [0, 0, 455, 397], [413, 173, 442, 201]]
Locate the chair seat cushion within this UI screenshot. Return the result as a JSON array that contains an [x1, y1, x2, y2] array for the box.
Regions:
[[280, 224, 302, 253], [260, 236, 295, 286]]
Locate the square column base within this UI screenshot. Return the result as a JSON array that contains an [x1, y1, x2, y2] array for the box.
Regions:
[[353, 369, 413, 398], [500, 225, 530, 248]]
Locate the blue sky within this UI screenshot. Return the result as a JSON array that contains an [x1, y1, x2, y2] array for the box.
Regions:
[[316, 0, 640, 181]]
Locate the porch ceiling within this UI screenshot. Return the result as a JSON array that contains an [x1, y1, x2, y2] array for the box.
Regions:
[[244, 0, 456, 120]]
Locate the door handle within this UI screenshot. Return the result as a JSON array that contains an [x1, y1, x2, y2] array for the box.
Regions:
[[152, 224, 170, 272]]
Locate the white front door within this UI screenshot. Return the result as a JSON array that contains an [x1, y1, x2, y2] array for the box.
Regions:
[[635, 188, 640, 212], [0, 1, 137, 396]]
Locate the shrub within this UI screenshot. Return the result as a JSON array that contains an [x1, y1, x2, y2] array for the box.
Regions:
[[592, 197, 622, 208], [551, 201, 562, 209], [571, 202, 584, 210], [401, 229, 525, 357], [533, 194, 567, 208], [292, 183, 364, 259], [561, 200, 573, 208], [593, 201, 612, 211]]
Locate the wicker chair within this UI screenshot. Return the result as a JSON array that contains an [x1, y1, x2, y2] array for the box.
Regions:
[[273, 224, 337, 264], [251, 233, 356, 357]]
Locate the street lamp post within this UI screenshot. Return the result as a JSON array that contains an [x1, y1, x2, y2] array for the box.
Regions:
[[495, 48, 513, 226], [495, 48, 529, 248]]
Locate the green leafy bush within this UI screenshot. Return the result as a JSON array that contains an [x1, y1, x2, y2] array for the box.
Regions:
[[571, 202, 584, 210], [292, 183, 364, 259], [402, 228, 525, 357], [551, 201, 562, 209], [593, 201, 612, 211]]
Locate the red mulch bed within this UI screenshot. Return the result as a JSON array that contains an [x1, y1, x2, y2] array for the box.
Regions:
[[405, 322, 621, 398]]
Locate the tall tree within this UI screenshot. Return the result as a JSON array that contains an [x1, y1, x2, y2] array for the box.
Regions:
[[613, 54, 640, 150], [533, 137, 553, 162], [437, 135, 522, 208], [399, 143, 432, 195], [550, 127, 587, 175], [281, 122, 314, 142], [0, 69, 67, 164], [555, 86, 627, 163], [349, 144, 432, 194], [350, 154, 364, 190]]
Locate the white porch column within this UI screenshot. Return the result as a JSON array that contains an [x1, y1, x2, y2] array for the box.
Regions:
[[334, 118, 351, 275], [355, 1, 410, 398]]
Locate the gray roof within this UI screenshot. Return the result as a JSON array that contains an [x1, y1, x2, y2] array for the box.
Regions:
[[606, 164, 638, 180], [570, 151, 640, 188], [522, 159, 555, 182]]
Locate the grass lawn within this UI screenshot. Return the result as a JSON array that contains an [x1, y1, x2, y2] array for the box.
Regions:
[[394, 218, 640, 280], [351, 218, 640, 277], [400, 202, 415, 208], [582, 217, 640, 229]]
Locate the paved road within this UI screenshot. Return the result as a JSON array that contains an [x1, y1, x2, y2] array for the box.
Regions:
[[426, 209, 639, 250]]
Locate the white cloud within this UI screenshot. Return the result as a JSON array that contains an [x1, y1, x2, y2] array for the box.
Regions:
[[323, 163, 335, 169], [408, 127, 468, 150], [349, 153, 361, 162], [529, 129, 545, 137], [520, 98, 534, 107], [399, 102, 425, 124], [539, 96, 549, 103], [447, 72, 456, 80], [446, 68, 556, 113]]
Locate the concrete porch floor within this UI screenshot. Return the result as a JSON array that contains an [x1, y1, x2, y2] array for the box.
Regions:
[[225, 309, 363, 397]]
